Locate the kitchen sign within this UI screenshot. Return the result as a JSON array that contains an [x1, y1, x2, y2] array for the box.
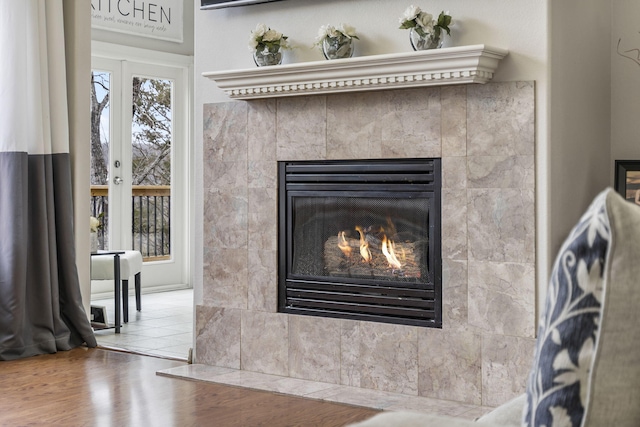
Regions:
[[91, 0, 183, 43]]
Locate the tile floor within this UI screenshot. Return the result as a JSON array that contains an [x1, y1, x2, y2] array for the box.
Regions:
[[93, 288, 495, 419], [91, 288, 193, 360]]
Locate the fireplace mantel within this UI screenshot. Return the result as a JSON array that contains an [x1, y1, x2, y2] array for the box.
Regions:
[[203, 44, 508, 100]]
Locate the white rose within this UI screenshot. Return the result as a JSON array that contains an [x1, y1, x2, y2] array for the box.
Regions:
[[315, 25, 329, 44], [403, 5, 421, 22], [262, 29, 282, 42], [317, 25, 329, 38], [339, 23, 357, 38], [327, 25, 340, 39], [248, 36, 259, 51], [253, 23, 267, 37], [416, 11, 433, 29]]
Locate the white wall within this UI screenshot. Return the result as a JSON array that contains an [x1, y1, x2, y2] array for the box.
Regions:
[[65, 0, 92, 317], [547, 0, 611, 275], [612, 1, 640, 163], [193, 0, 549, 307]]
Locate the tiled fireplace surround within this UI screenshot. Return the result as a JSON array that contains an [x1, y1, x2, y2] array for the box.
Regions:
[[197, 81, 536, 407]]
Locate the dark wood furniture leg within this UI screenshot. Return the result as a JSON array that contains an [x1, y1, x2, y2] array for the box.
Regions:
[[135, 272, 141, 311], [122, 280, 129, 323], [113, 253, 121, 333]]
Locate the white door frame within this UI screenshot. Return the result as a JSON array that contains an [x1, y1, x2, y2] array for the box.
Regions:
[[92, 41, 193, 291]]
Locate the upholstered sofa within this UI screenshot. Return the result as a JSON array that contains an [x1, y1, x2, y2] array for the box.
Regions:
[[350, 188, 640, 427]]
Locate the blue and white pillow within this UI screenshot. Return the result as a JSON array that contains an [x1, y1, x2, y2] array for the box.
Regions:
[[523, 191, 610, 426]]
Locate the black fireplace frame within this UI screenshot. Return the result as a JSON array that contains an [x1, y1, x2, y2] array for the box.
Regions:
[[278, 158, 442, 328]]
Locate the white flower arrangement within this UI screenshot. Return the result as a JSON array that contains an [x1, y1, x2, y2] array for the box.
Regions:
[[90, 216, 101, 233], [314, 23, 359, 48], [398, 5, 452, 39], [248, 23, 289, 54]]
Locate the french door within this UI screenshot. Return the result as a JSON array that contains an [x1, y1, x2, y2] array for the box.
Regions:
[[90, 56, 189, 288]]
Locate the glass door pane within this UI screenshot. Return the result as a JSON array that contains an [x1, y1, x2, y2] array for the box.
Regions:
[[90, 70, 111, 250], [130, 76, 173, 260]]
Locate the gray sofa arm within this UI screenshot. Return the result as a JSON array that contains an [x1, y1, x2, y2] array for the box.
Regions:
[[475, 394, 525, 426], [348, 394, 526, 427], [347, 412, 503, 427]]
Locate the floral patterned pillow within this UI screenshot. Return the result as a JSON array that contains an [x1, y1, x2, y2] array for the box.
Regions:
[[523, 190, 610, 426]]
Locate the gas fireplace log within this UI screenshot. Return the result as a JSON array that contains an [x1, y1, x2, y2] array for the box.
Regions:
[[324, 236, 423, 279]]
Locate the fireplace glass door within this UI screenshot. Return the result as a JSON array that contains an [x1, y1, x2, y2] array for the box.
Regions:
[[291, 196, 430, 282], [278, 159, 442, 327]]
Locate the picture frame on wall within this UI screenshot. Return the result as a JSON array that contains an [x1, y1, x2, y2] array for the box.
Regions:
[[614, 160, 640, 206], [201, 0, 284, 9]]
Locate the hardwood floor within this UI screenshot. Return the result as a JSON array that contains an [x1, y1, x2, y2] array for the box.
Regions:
[[0, 347, 379, 426]]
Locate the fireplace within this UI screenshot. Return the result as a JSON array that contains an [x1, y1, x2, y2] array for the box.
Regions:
[[199, 82, 536, 404], [278, 158, 442, 327]]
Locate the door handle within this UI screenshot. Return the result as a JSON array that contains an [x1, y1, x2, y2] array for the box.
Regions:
[[113, 176, 124, 185]]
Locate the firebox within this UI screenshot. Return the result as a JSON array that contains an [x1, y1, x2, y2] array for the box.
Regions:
[[278, 158, 442, 327]]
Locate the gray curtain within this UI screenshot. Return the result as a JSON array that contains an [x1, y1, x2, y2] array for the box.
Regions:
[[0, 0, 96, 360]]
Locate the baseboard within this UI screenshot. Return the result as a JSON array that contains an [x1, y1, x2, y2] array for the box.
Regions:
[[91, 283, 191, 301]]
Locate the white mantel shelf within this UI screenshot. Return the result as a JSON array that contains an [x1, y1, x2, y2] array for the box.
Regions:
[[203, 44, 509, 100]]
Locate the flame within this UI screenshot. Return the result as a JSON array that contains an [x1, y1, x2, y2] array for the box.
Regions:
[[381, 235, 403, 269], [337, 231, 352, 257], [355, 225, 372, 262]]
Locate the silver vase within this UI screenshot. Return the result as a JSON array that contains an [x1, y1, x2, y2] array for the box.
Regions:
[[253, 47, 283, 67], [322, 36, 354, 60], [409, 27, 444, 51]]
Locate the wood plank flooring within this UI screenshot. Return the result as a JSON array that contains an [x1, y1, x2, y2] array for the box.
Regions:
[[0, 347, 380, 426]]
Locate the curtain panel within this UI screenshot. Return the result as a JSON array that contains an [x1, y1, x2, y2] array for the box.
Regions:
[[0, 0, 96, 360]]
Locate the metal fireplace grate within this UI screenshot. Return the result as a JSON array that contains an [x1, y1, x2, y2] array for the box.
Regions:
[[278, 158, 442, 328]]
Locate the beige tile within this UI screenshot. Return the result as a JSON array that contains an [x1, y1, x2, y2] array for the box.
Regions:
[[203, 102, 248, 162], [467, 188, 535, 263], [203, 188, 247, 250], [468, 261, 536, 338], [441, 85, 467, 157], [247, 187, 277, 251], [204, 160, 247, 192], [289, 315, 341, 384], [202, 248, 247, 309], [380, 88, 442, 158], [481, 334, 535, 407], [467, 82, 535, 157], [194, 306, 241, 369], [340, 320, 361, 387], [247, 160, 277, 189], [241, 311, 289, 376], [467, 155, 534, 189], [157, 364, 237, 381], [181, 367, 339, 396], [307, 385, 410, 409], [385, 395, 478, 417], [441, 188, 467, 260], [441, 259, 468, 328], [418, 328, 482, 405], [206, 369, 283, 389], [248, 99, 277, 161], [442, 156, 467, 189], [276, 96, 327, 160], [247, 248, 277, 313], [359, 322, 419, 395], [326, 92, 383, 159]]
